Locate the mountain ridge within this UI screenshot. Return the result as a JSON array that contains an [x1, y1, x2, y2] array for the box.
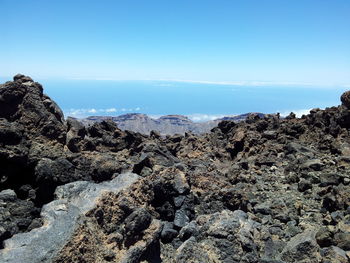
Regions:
[[80, 112, 267, 135]]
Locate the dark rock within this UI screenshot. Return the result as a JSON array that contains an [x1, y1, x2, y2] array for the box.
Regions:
[[0, 74, 66, 143], [217, 120, 235, 133], [316, 227, 333, 247], [66, 117, 87, 152], [301, 159, 323, 171], [319, 173, 342, 187], [155, 201, 175, 221], [0, 119, 23, 145], [0, 189, 40, 245], [173, 195, 185, 208], [90, 155, 123, 182], [132, 154, 152, 175], [221, 184, 251, 212], [42, 95, 64, 123], [124, 208, 152, 237], [0, 189, 17, 201], [333, 232, 350, 250], [178, 221, 199, 241], [66, 117, 86, 137], [174, 208, 190, 228], [323, 194, 341, 212], [285, 112, 296, 119], [13, 74, 33, 83], [280, 230, 320, 262], [340, 90, 350, 108], [160, 222, 178, 243], [103, 249, 116, 261], [263, 130, 278, 139], [298, 179, 312, 192], [35, 158, 75, 185], [254, 202, 272, 215]]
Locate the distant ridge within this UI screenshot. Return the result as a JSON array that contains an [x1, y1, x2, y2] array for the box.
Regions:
[[80, 112, 266, 135]]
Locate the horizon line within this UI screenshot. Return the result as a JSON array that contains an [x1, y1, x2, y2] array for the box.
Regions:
[[1, 75, 350, 88], [66, 77, 350, 87]]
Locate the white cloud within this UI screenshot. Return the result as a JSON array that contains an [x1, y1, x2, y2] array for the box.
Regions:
[[154, 79, 346, 88], [88, 108, 97, 113], [187, 114, 236, 122], [105, 108, 117, 113], [64, 107, 142, 118], [64, 77, 350, 88]]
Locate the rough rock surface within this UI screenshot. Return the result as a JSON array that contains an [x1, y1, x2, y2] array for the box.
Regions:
[[1, 75, 350, 262], [0, 173, 139, 263]]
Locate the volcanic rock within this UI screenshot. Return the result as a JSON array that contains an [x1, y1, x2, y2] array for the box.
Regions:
[[341, 90, 350, 108], [1, 75, 350, 263]]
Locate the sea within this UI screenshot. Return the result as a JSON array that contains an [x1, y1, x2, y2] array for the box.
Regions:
[[1, 77, 348, 122]]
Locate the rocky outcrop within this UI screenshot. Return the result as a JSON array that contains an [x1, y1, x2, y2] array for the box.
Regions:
[[0, 74, 66, 143], [1, 75, 350, 262], [0, 75, 146, 241], [0, 173, 139, 263]]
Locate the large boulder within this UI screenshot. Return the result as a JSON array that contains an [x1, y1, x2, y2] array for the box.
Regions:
[[0, 74, 66, 143]]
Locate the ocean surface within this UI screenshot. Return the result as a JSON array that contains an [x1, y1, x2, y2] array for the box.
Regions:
[[1, 77, 348, 121]]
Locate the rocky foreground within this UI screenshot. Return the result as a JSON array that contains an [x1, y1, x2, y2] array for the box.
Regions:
[[0, 74, 350, 262]]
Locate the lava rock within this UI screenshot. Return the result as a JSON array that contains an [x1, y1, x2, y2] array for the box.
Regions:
[[174, 208, 190, 229], [333, 232, 350, 250], [340, 90, 350, 108], [316, 227, 333, 247], [298, 179, 312, 192], [319, 173, 342, 187], [280, 230, 320, 262], [124, 208, 152, 238], [160, 222, 178, 243]]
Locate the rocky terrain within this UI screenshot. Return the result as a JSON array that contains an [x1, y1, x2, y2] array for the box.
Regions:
[[0, 74, 350, 262], [82, 112, 265, 135]]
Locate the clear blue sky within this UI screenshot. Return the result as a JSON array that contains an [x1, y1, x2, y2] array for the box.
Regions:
[[1, 0, 350, 85]]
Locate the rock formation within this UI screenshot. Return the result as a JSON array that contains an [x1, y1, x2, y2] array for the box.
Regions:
[[0, 75, 350, 262]]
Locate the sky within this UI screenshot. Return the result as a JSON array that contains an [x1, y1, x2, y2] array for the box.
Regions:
[[33, 79, 347, 120], [1, 0, 350, 85]]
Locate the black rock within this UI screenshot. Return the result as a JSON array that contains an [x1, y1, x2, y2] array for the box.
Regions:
[[124, 208, 152, 237], [316, 227, 333, 247], [160, 222, 178, 243], [340, 90, 350, 108], [298, 179, 312, 192]]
